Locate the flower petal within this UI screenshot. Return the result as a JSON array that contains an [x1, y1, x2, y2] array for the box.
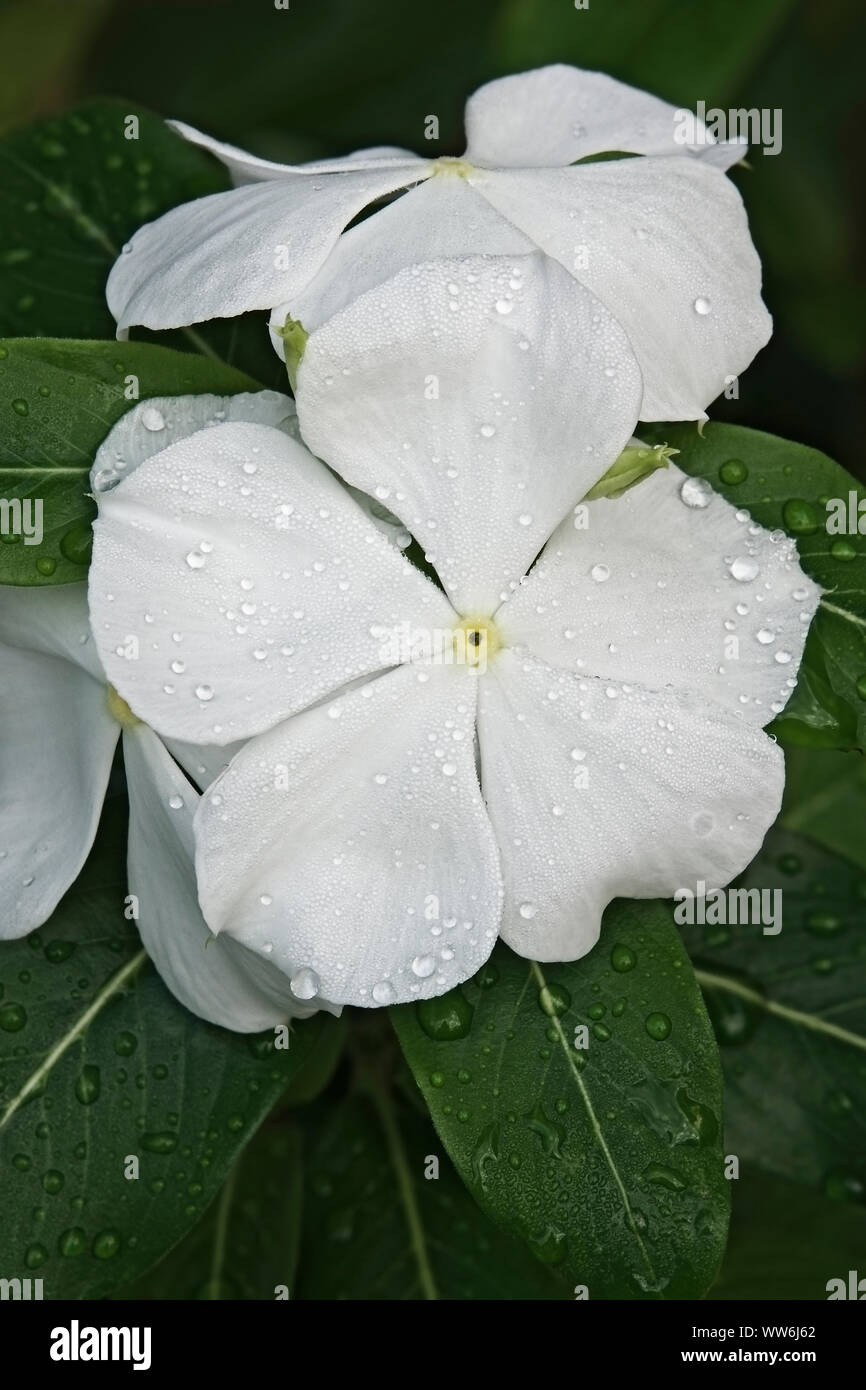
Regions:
[[496, 462, 821, 726], [0, 589, 117, 938], [89, 420, 454, 744], [169, 118, 427, 182], [270, 176, 535, 355], [477, 652, 783, 961], [195, 665, 502, 1008], [296, 253, 642, 615], [107, 164, 427, 333], [123, 724, 328, 1030], [0, 580, 103, 680], [471, 157, 771, 420], [163, 737, 246, 793], [91, 389, 299, 494], [463, 64, 737, 168]]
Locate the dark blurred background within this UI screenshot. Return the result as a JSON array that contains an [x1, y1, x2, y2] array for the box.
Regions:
[[2, 0, 864, 473]]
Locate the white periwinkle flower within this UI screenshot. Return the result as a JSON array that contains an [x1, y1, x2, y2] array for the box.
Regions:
[[106, 64, 769, 421], [0, 391, 344, 1032], [89, 255, 819, 1014]]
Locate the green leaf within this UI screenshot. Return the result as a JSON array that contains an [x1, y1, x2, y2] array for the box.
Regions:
[[296, 1089, 566, 1300], [0, 814, 345, 1299], [643, 421, 866, 752], [0, 338, 257, 585], [116, 1121, 304, 1300], [782, 745, 866, 872], [0, 100, 225, 341], [392, 911, 728, 1300], [711, 1168, 866, 1300], [692, 825, 866, 1197], [0, 100, 287, 387]]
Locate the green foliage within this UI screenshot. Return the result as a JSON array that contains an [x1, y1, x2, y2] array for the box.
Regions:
[[117, 1122, 304, 1300], [296, 1086, 567, 1299], [693, 825, 866, 1196], [393, 907, 728, 1300], [0, 338, 256, 584], [712, 1168, 866, 1300], [0, 814, 344, 1298]]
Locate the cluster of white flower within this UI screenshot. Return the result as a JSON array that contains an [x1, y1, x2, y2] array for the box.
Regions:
[[1, 66, 819, 1027]]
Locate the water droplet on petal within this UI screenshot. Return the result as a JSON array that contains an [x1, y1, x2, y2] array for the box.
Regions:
[[290, 967, 319, 1000], [729, 557, 759, 582], [679, 476, 713, 509], [140, 406, 165, 432]]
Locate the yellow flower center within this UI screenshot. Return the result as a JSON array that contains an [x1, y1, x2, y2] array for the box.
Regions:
[[430, 156, 474, 179], [106, 685, 141, 728], [452, 615, 501, 669]]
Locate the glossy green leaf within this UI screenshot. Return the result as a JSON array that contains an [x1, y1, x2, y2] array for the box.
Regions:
[[643, 421, 866, 752], [782, 745, 866, 872], [393, 910, 728, 1300], [117, 1121, 304, 1300], [0, 100, 285, 386], [0, 100, 225, 341], [0, 814, 345, 1299], [711, 1168, 866, 1300], [296, 1090, 566, 1300], [692, 825, 866, 1197], [0, 338, 257, 584]]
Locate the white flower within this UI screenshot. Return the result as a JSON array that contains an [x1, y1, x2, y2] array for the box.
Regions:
[[106, 64, 769, 421], [0, 391, 341, 1032], [89, 255, 818, 1012]]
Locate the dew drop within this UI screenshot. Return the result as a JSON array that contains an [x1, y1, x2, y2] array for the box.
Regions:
[[782, 498, 819, 535], [417, 990, 473, 1040], [729, 557, 759, 582], [611, 944, 636, 972], [75, 1065, 101, 1105], [645, 1012, 672, 1040], [290, 967, 319, 1000], [679, 476, 713, 509], [140, 406, 166, 432], [537, 982, 571, 1017], [830, 538, 857, 562], [719, 459, 748, 485]]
